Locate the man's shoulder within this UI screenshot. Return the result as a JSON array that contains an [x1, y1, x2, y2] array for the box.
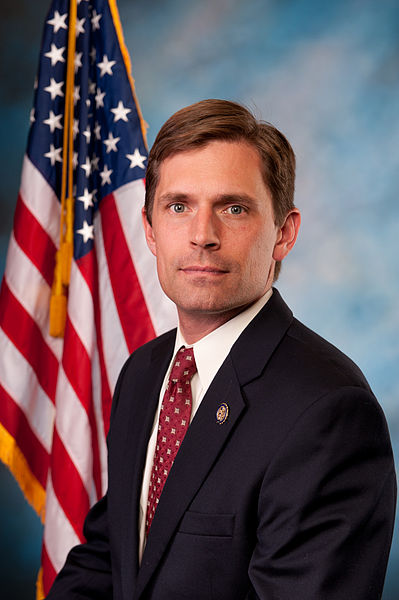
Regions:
[[246, 288, 371, 393], [283, 316, 371, 392]]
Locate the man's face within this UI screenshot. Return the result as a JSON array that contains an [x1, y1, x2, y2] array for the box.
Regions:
[[143, 140, 298, 321]]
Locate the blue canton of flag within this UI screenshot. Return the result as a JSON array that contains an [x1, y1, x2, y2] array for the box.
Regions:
[[28, 0, 148, 260]]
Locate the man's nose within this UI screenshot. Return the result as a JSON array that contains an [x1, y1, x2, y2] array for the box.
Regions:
[[190, 208, 220, 249]]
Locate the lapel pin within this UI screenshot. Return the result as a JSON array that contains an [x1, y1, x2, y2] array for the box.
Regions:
[[216, 402, 229, 425]]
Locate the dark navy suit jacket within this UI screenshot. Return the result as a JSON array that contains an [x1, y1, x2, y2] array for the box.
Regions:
[[46, 289, 396, 599]]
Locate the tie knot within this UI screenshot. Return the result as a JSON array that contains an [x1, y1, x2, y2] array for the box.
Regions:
[[169, 346, 197, 385]]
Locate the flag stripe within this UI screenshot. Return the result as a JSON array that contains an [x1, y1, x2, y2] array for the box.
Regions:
[[61, 319, 102, 500], [94, 211, 129, 393], [50, 429, 90, 540], [0, 328, 55, 454], [0, 281, 59, 403], [20, 156, 61, 246], [67, 260, 95, 357], [54, 365, 97, 501], [0, 384, 49, 489], [43, 475, 80, 572], [4, 234, 62, 361], [20, 157, 60, 245], [77, 251, 113, 444], [13, 194, 56, 288], [91, 346, 108, 492], [100, 193, 156, 353], [41, 544, 57, 598]]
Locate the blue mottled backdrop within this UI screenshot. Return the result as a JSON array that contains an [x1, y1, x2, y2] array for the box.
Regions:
[[0, 0, 398, 598]]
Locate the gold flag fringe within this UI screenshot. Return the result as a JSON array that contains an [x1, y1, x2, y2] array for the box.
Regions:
[[0, 423, 46, 522]]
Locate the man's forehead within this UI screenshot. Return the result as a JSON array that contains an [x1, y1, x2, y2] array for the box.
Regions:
[[154, 139, 269, 201]]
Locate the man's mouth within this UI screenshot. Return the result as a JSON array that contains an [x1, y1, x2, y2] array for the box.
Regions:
[[180, 265, 228, 275]]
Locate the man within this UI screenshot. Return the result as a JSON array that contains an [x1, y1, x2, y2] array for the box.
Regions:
[[46, 99, 396, 599]]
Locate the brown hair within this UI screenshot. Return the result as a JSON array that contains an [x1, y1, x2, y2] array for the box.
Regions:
[[145, 99, 296, 280]]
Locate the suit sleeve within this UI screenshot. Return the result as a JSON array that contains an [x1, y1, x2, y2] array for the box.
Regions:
[[245, 386, 396, 600], [45, 356, 132, 599]]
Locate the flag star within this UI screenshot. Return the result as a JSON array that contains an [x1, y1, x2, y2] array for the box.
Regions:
[[47, 10, 68, 33], [90, 46, 97, 63], [88, 79, 96, 95], [30, 108, 35, 123], [111, 100, 131, 122], [44, 78, 64, 100], [83, 126, 91, 143], [43, 110, 63, 133], [91, 153, 100, 170], [44, 144, 62, 166], [34, 77, 38, 90], [74, 51, 83, 73], [75, 17, 86, 37], [91, 10, 102, 30], [103, 132, 120, 153], [86, 98, 91, 108], [78, 188, 95, 210], [73, 85, 80, 105], [72, 152, 78, 168], [45, 43, 65, 66], [73, 119, 79, 139], [94, 122, 101, 140], [98, 54, 116, 77], [95, 88, 106, 108], [126, 148, 146, 169], [81, 156, 92, 177], [77, 220, 94, 243], [100, 164, 112, 185]]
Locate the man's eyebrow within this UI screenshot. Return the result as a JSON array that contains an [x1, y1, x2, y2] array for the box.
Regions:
[[157, 192, 189, 204], [215, 193, 257, 205], [157, 192, 258, 205]]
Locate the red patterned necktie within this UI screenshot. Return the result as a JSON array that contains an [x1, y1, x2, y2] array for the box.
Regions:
[[145, 346, 197, 536]]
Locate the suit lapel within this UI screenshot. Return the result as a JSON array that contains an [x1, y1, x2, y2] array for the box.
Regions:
[[230, 288, 293, 385], [120, 333, 175, 600], [133, 289, 293, 599]]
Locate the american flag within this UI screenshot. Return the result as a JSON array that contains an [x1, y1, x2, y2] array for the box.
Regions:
[[0, 0, 175, 596]]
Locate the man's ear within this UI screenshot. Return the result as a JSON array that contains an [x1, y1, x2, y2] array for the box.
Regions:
[[142, 207, 157, 257], [272, 209, 301, 262]]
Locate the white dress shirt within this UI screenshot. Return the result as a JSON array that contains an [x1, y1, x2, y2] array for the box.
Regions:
[[138, 289, 273, 562]]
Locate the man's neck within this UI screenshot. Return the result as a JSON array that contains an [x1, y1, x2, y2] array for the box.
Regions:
[[177, 299, 262, 345]]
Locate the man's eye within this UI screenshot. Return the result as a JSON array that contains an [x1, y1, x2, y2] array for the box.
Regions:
[[170, 203, 185, 213], [227, 205, 244, 215]]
